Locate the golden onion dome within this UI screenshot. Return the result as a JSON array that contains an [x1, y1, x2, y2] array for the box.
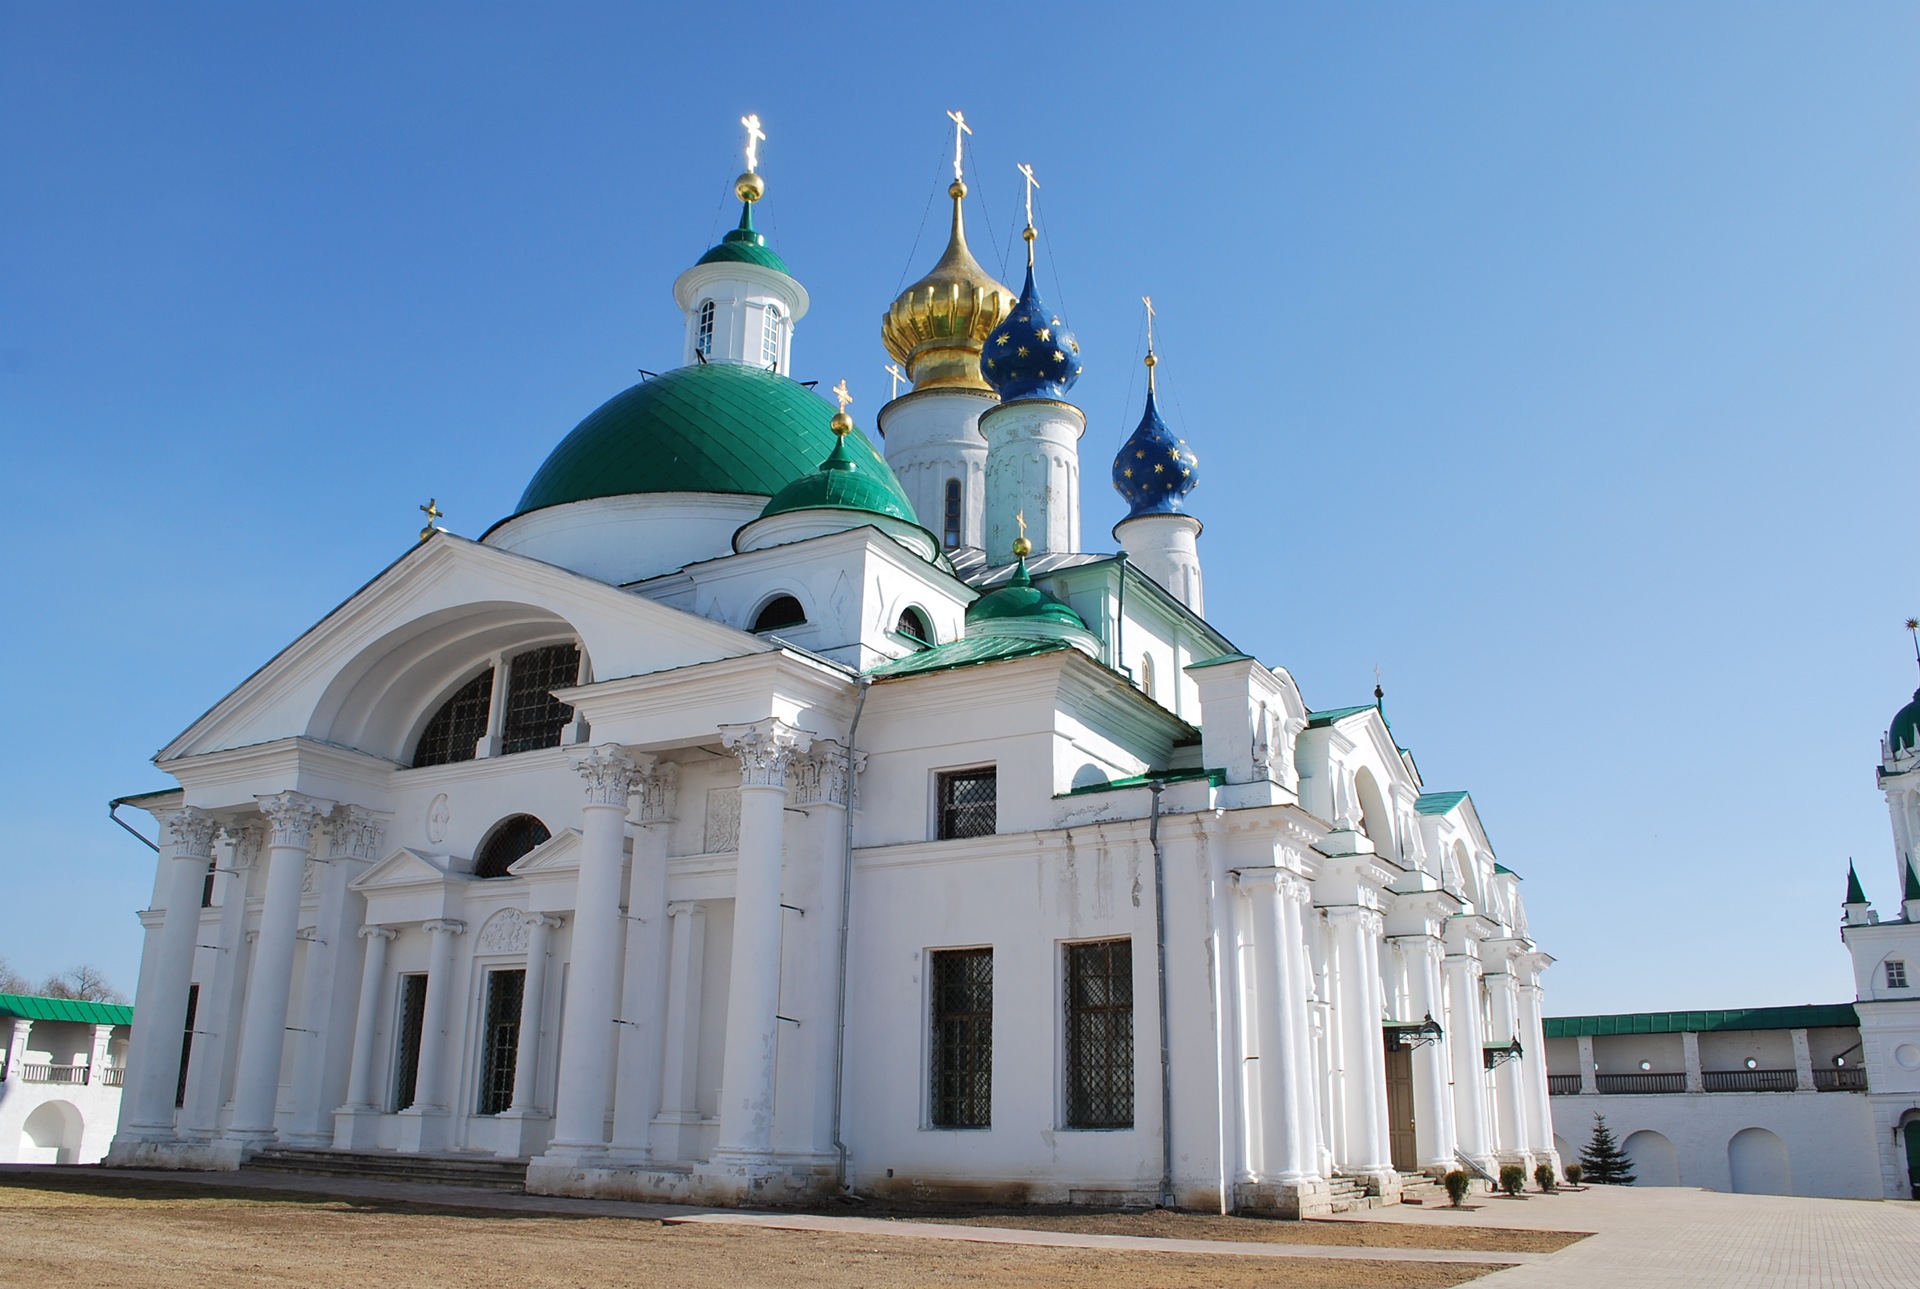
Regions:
[[881, 181, 1015, 392]]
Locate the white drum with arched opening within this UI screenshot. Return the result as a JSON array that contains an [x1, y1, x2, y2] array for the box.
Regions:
[[1623, 1128, 1680, 1186], [1727, 1126, 1792, 1195]]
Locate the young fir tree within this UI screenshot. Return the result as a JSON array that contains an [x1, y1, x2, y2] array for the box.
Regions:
[[1578, 1113, 1636, 1185]]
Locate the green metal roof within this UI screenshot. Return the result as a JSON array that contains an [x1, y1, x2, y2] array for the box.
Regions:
[[695, 203, 791, 274], [1306, 704, 1375, 728], [1186, 652, 1255, 670], [1543, 1004, 1859, 1038], [1059, 767, 1226, 797], [0, 993, 133, 1026], [1848, 861, 1869, 904], [760, 431, 917, 523], [965, 558, 1087, 629], [1415, 790, 1470, 815], [867, 635, 1069, 680], [512, 363, 900, 518], [1492, 862, 1518, 879]]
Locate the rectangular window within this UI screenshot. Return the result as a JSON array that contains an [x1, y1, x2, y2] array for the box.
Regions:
[[392, 973, 429, 1111], [502, 643, 581, 754], [943, 479, 963, 548], [929, 948, 993, 1128], [1889, 960, 1910, 989], [1064, 938, 1134, 1129], [761, 307, 781, 369], [937, 768, 997, 841], [175, 984, 198, 1109], [476, 969, 526, 1115]]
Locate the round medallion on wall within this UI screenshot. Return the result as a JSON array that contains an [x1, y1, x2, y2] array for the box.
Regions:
[[426, 793, 451, 844], [1895, 1043, 1920, 1071]]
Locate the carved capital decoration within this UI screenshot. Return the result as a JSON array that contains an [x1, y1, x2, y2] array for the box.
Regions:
[[328, 805, 388, 861], [222, 820, 265, 871], [422, 918, 466, 937], [720, 717, 813, 789], [166, 807, 219, 861], [634, 760, 679, 825], [522, 912, 564, 932], [666, 900, 706, 921], [1324, 904, 1385, 938], [572, 744, 640, 808], [359, 925, 399, 942], [255, 792, 334, 850], [1277, 871, 1314, 905], [787, 738, 866, 807]]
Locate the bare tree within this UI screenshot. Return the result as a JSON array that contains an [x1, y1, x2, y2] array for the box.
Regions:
[[0, 954, 32, 996], [38, 965, 126, 1004]]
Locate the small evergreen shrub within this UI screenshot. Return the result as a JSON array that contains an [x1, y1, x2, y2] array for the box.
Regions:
[[1499, 1163, 1526, 1196], [1578, 1113, 1637, 1185], [1535, 1163, 1556, 1192], [1565, 1162, 1585, 1186], [1444, 1169, 1470, 1207]]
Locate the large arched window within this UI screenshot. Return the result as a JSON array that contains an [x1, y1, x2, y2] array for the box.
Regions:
[[752, 595, 806, 633], [696, 300, 716, 356], [942, 479, 963, 548], [1138, 654, 1155, 700], [474, 814, 551, 879], [760, 305, 782, 369], [412, 669, 494, 768], [897, 606, 933, 647], [501, 644, 580, 754]]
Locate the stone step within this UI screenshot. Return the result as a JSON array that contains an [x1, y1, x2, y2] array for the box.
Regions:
[[243, 1146, 529, 1191]]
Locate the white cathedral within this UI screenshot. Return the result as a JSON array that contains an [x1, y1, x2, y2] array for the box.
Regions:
[[106, 121, 1558, 1216]]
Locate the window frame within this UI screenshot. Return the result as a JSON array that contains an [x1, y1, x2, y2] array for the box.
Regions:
[[1889, 959, 1910, 990], [760, 303, 782, 369], [942, 478, 963, 548], [1061, 937, 1135, 1130], [934, 766, 997, 841], [475, 967, 527, 1116], [927, 946, 994, 1130], [751, 593, 807, 634], [391, 972, 430, 1112], [696, 299, 716, 356], [500, 643, 581, 755], [473, 814, 552, 879]]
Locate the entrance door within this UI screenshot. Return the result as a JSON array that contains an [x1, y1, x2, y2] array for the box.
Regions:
[[1384, 1046, 1417, 1172], [1904, 1121, 1920, 1200]]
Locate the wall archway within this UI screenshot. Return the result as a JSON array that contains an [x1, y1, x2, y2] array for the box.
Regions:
[[1623, 1129, 1679, 1186], [20, 1100, 84, 1164], [1727, 1126, 1791, 1195]]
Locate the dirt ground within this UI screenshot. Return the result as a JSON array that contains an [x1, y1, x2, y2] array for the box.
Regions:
[[0, 1173, 1502, 1289], [898, 1208, 1585, 1253]]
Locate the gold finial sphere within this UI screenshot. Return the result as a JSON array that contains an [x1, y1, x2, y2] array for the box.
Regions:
[[735, 171, 765, 203], [1012, 535, 1033, 558], [1144, 353, 1157, 369], [949, 179, 967, 200], [1022, 225, 1037, 243], [829, 410, 854, 437]]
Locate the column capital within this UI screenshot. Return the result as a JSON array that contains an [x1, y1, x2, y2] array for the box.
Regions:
[[255, 792, 335, 849], [720, 717, 813, 789], [1324, 904, 1384, 937], [572, 744, 640, 808], [358, 924, 399, 942], [422, 918, 466, 936], [666, 900, 706, 920], [521, 911, 565, 931], [221, 820, 265, 870], [1277, 871, 1314, 905], [165, 807, 219, 860], [328, 805, 390, 861], [788, 738, 865, 807], [634, 760, 679, 825]]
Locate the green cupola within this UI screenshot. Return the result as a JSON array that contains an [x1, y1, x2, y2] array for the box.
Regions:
[[963, 541, 1101, 657], [760, 409, 917, 523], [1891, 688, 1920, 757]]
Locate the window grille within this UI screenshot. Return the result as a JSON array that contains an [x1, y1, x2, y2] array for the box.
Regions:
[[476, 969, 526, 1115], [1064, 938, 1134, 1128], [937, 768, 996, 840], [930, 948, 993, 1128], [392, 973, 429, 1111], [696, 300, 715, 355], [943, 479, 962, 548], [752, 595, 806, 633], [474, 815, 551, 879], [761, 306, 781, 369], [1890, 960, 1910, 989], [175, 984, 198, 1109], [501, 644, 580, 754], [201, 858, 216, 909], [413, 669, 494, 767], [897, 607, 933, 646]]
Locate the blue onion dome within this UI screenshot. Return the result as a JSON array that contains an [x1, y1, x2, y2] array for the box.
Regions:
[[1891, 688, 1920, 755], [1112, 385, 1198, 519], [980, 264, 1082, 401]]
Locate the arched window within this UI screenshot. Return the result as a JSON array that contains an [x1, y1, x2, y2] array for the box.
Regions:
[[413, 669, 495, 767], [501, 644, 581, 754], [1138, 654, 1155, 699], [897, 607, 933, 646], [942, 479, 963, 548], [474, 814, 551, 879], [752, 594, 806, 633], [696, 300, 715, 356], [760, 305, 781, 369], [1354, 767, 1393, 858]]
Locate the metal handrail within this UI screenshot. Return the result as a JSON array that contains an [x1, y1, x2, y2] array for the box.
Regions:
[[1547, 1074, 1583, 1095], [1814, 1067, 1867, 1092], [1595, 1072, 1686, 1094], [1701, 1068, 1797, 1093]]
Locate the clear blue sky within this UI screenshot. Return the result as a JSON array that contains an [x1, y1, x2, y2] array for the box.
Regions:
[[3, 2, 1916, 1014]]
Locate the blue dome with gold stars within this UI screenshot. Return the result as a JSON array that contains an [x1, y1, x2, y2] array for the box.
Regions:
[[980, 265, 1082, 402], [1112, 387, 1198, 518]]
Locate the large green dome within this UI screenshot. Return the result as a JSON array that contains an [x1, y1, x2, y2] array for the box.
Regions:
[[1892, 688, 1920, 755], [513, 363, 901, 518]]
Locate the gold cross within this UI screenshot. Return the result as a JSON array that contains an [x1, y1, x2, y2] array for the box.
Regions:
[[1143, 295, 1158, 391], [1017, 163, 1039, 228], [1015, 510, 1027, 539], [884, 363, 906, 398], [832, 379, 853, 413], [740, 114, 765, 173], [947, 110, 971, 183], [418, 498, 442, 543]]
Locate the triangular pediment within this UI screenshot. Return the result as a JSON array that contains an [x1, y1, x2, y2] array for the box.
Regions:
[[351, 847, 460, 892], [158, 535, 773, 765], [508, 827, 584, 876]]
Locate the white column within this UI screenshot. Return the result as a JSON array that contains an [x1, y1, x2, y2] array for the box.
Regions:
[[396, 917, 464, 1152], [1251, 874, 1308, 1181], [544, 745, 640, 1159], [1577, 1035, 1598, 1094], [713, 718, 811, 1164], [118, 807, 218, 1143], [1682, 1029, 1704, 1093], [608, 763, 678, 1160], [1326, 906, 1390, 1176], [1276, 877, 1324, 1183], [1791, 1028, 1816, 1092], [1516, 966, 1556, 1167], [656, 901, 708, 1158], [1403, 936, 1456, 1172], [6, 1018, 31, 1082], [87, 1024, 114, 1085], [184, 825, 260, 1138], [341, 926, 397, 1111], [1484, 965, 1528, 1163], [284, 807, 383, 1144], [511, 915, 563, 1113], [226, 792, 331, 1149], [1443, 947, 1493, 1168]]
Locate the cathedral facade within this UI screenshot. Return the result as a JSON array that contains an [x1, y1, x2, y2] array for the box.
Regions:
[[106, 128, 1557, 1216]]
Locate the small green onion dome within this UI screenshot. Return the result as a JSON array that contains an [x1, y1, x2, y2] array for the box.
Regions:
[[965, 557, 1087, 630], [696, 201, 790, 275], [760, 422, 918, 523], [1891, 688, 1920, 754]]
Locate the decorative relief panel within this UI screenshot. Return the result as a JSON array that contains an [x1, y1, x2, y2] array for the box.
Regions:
[[426, 793, 451, 844], [475, 908, 531, 955], [704, 787, 740, 853]]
